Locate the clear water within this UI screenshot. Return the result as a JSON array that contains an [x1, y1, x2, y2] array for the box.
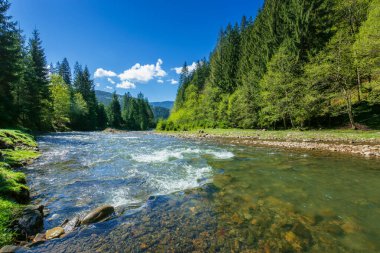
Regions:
[[21, 132, 380, 253]]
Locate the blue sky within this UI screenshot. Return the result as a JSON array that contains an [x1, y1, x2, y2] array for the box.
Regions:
[[9, 0, 263, 102]]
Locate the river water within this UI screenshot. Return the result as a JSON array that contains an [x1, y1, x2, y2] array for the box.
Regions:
[[20, 132, 380, 252]]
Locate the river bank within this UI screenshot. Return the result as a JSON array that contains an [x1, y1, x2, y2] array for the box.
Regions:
[[0, 130, 40, 247], [156, 129, 380, 158]]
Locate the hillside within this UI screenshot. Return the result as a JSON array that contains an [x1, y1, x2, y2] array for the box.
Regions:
[[164, 0, 380, 131], [95, 90, 172, 120]]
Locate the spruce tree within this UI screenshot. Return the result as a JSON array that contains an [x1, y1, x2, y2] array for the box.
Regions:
[[24, 29, 51, 129], [108, 92, 122, 128], [0, 0, 24, 127], [58, 57, 72, 85]]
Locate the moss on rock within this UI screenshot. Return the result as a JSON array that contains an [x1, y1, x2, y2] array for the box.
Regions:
[[0, 129, 39, 247]]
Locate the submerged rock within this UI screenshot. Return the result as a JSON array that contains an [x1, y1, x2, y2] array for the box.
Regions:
[[46, 227, 65, 240], [32, 233, 46, 243], [81, 205, 115, 225], [0, 245, 21, 253], [62, 216, 80, 233], [13, 205, 44, 239]]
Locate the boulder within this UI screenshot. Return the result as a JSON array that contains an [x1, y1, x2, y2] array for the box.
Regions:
[[81, 205, 115, 225], [62, 216, 80, 233], [0, 245, 21, 253], [13, 205, 44, 239], [11, 187, 30, 204], [46, 227, 65, 240], [32, 233, 46, 243]]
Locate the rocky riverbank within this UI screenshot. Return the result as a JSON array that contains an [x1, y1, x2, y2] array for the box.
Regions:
[[157, 130, 380, 158], [0, 130, 40, 248]]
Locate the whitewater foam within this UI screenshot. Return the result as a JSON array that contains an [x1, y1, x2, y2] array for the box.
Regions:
[[152, 165, 212, 195], [130, 147, 234, 163]]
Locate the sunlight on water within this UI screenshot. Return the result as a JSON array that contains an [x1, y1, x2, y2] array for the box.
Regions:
[[23, 132, 380, 253]]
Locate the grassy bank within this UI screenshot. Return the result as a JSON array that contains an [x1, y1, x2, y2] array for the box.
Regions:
[[158, 128, 380, 144], [0, 130, 39, 246]]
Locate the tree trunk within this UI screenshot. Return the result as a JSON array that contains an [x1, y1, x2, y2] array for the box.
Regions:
[[342, 88, 356, 130], [356, 67, 362, 102]]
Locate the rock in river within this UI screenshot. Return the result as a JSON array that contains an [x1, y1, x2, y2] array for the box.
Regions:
[[0, 245, 21, 253], [62, 216, 80, 233], [81, 205, 115, 225], [12, 205, 44, 239], [46, 227, 65, 240]]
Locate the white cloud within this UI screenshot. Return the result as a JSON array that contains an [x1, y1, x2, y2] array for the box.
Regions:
[[172, 62, 198, 74], [157, 79, 164, 84], [94, 68, 117, 78], [117, 80, 136, 89], [106, 86, 113, 90], [96, 83, 101, 87], [107, 78, 116, 85], [119, 59, 167, 83], [169, 79, 179, 85]]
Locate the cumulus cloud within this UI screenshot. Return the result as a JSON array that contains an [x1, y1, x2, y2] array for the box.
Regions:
[[95, 83, 101, 87], [106, 86, 113, 90], [107, 78, 116, 85], [94, 68, 117, 78], [117, 80, 136, 89], [169, 79, 179, 85], [157, 79, 164, 84], [119, 59, 167, 83], [172, 62, 198, 74]]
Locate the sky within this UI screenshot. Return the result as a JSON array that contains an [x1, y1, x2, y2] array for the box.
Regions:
[[9, 0, 264, 102]]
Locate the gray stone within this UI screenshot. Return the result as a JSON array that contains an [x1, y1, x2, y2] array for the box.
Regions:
[[0, 245, 21, 253], [63, 216, 80, 233], [13, 205, 44, 239], [81, 205, 115, 225]]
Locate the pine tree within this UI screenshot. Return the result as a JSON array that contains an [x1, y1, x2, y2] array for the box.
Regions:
[[58, 57, 72, 85], [97, 103, 108, 129], [108, 92, 122, 128], [24, 29, 51, 129], [0, 0, 24, 127]]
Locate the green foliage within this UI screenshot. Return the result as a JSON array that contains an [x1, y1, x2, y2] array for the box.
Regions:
[[107, 92, 123, 128], [50, 75, 71, 131], [2, 149, 40, 167], [58, 58, 72, 85], [0, 0, 24, 127], [0, 128, 39, 246], [163, 0, 379, 131], [0, 198, 21, 247], [70, 92, 89, 130], [120, 92, 155, 130], [97, 103, 108, 130]]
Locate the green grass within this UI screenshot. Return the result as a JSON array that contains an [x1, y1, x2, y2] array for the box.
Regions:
[[0, 199, 21, 247], [2, 149, 40, 167], [158, 128, 380, 143], [0, 129, 39, 247], [0, 129, 37, 149], [0, 165, 29, 204]]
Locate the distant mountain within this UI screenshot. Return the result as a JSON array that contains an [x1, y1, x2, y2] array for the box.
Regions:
[[150, 101, 174, 110], [95, 90, 122, 105], [95, 90, 172, 120]]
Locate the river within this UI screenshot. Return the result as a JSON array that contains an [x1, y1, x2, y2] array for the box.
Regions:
[[20, 132, 380, 252]]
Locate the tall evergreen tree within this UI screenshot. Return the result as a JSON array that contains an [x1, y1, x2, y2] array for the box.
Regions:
[[0, 0, 24, 127], [23, 29, 50, 129], [107, 92, 122, 128], [58, 57, 72, 85]]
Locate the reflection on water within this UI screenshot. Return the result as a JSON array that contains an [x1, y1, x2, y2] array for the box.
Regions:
[[22, 132, 380, 252]]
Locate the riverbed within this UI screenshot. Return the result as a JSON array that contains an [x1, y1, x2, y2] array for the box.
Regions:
[[20, 132, 380, 252]]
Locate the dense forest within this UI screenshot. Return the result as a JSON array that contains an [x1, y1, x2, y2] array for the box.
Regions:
[[159, 0, 380, 131], [0, 0, 154, 131]]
